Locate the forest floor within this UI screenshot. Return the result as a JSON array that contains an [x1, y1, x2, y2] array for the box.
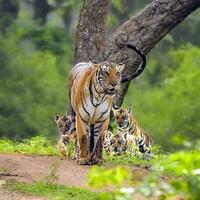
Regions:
[[0, 153, 149, 200]]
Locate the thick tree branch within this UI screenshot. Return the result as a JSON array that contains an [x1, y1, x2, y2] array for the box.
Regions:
[[103, 0, 200, 107], [74, 0, 110, 64]]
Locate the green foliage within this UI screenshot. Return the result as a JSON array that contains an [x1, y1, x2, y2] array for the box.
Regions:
[[125, 45, 200, 150], [0, 15, 72, 138], [87, 166, 130, 189], [104, 153, 151, 167], [87, 150, 200, 200], [137, 150, 200, 200], [0, 136, 57, 155], [6, 181, 102, 200], [153, 150, 200, 177]]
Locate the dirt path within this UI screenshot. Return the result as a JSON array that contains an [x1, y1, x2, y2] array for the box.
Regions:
[[0, 154, 92, 188], [0, 154, 149, 200]]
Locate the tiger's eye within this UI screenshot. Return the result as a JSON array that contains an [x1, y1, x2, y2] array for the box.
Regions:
[[103, 70, 109, 76], [116, 71, 120, 76]]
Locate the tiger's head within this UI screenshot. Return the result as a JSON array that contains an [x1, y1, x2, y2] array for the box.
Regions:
[[54, 113, 74, 143], [110, 133, 126, 155], [113, 105, 132, 130], [94, 61, 125, 95]]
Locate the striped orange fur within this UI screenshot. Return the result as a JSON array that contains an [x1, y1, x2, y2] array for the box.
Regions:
[[113, 106, 153, 155], [68, 61, 124, 165]]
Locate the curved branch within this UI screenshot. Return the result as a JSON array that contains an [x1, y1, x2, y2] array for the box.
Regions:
[[104, 0, 200, 107]]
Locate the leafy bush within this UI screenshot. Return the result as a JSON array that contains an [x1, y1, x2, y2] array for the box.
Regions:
[[87, 150, 200, 200], [0, 15, 72, 138], [125, 44, 200, 150]]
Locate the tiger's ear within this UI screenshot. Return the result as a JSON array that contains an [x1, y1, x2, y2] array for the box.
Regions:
[[54, 113, 60, 122], [127, 105, 132, 114], [118, 63, 125, 72]]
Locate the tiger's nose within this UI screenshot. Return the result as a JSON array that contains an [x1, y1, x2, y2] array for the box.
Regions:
[[118, 123, 123, 127], [111, 83, 117, 88], [114, 147, 118, 152]]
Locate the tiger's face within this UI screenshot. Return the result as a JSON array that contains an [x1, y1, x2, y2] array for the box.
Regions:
[[95, 61, 125, 95], [113, 106, 131, 129], [54, 113, 74, 143], [110, 133, 125, 155]]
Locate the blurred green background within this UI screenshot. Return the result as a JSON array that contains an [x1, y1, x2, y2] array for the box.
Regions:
[[0, 0, 199, 151]]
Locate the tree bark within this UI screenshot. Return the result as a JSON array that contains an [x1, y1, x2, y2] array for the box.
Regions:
[[103, 0, 200, 107], [74, 0, 110, 64]]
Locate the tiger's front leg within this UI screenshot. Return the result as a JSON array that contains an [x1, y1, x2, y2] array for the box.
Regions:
[[91, 118, 109, 164], [76, 114, 90, 165]]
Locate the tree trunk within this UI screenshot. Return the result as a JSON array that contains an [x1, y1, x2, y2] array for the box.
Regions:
[[74, 0, 110, 64], [103, 0, 200, 107]]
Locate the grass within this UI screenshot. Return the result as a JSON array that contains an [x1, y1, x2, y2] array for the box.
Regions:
[[6, 181, 102, 200], [0, 136, 157, 167], [1, 136, 199, 178], [2, 136, 200, 199], [0, 136, 57, 156]]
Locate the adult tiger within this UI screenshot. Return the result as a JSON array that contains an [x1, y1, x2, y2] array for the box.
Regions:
[[68, 61, 124, 165], [113, 106, 153, 156]]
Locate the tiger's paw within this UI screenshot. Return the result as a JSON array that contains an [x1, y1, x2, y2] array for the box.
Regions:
[[77, 158, 91, 165], [91, 157, 103, 165]]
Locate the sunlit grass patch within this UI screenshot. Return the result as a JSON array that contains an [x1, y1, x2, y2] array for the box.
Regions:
[[104, 154, 151, 167], [6, 181, 102, 200], [0, 136, 57, 156]]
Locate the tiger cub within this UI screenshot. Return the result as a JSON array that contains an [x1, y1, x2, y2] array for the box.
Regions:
[[54, 113, 77, 157], [109, 132, 126, 156], [103, 130, 114, 155], [113, 106, 153, 156]]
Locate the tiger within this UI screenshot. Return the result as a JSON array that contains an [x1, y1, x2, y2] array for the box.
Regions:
[[68, 61, 124, 165], [113, 105, 153, 157], [103, 130, 113, 155], [109, 132, 126, 156], [54, 113, 77, 157]]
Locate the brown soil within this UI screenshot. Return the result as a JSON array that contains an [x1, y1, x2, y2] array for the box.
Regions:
[[0, 153, 149, 200], [0, 154, 91, 187]]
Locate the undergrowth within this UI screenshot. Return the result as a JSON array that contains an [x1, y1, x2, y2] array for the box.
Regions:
[[0, 136, 57, 155], [6, 181, 102, 200]]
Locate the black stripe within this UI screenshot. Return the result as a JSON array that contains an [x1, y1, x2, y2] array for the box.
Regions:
[[81, 98, 90, 117], [94, 124, 102, 130], [82, 92, 88, 107], [97, 107, 110, 121], [70, 127, 76, 132], [94, 74, 102, 95], [121, 44, 146, 83], [102, 95, 108, 103], [93, 93, 106, 107], [89, 78, 96, 107], [79, 113, 88, 123], [90, 124, 94, 153], [96, 117, 108, 123]]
